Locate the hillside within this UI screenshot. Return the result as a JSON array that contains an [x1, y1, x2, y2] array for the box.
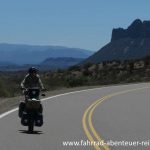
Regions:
[[83, 19, 150, 64], [40, 57, 84, 69], [0, 57, 84, 71]]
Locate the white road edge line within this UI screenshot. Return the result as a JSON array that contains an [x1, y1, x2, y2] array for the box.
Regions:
[[0, 83, 147, 119], [0, 87, 102, 119]]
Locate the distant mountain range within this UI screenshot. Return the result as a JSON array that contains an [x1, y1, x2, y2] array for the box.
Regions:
[[83, 19, 150, 64], [0, 57, 85, 71], [0, 43, 93, 65], [41, 57, 84, 69], [0, 43, 93, 71]]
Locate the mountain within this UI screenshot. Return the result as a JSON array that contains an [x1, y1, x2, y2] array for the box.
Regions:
[[83, 19, 150, 64], [0, 61, 15, 66], [0, 57, 84, 71], [40, 57, 84, 69], [0, 43, 93, 65]]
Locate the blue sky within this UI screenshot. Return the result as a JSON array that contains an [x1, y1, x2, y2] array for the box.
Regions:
[[0, 0, 149, 51]]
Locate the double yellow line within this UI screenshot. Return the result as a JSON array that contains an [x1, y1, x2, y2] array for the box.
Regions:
[[82, 86, 149, 150]]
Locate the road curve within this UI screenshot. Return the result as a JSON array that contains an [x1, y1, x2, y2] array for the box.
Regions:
[[0, 83, 150, 150]]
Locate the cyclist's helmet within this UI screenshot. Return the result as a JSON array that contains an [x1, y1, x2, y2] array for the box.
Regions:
[[28, 67, 38, 74]]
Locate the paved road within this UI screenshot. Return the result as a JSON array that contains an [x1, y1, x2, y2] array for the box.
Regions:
[[0, 83, 150, 150]]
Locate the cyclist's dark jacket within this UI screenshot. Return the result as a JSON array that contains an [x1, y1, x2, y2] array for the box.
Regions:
[[21, 74, 44, 89]]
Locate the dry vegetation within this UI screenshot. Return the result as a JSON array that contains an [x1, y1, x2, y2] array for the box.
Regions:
[[0, 56, 150, 98]]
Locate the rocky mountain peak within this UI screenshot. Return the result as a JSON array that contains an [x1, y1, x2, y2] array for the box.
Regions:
[[111, 19, 150, 41], [83, 19, 150, 64]]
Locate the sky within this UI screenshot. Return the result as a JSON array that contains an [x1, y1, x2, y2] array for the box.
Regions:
[[0, 0, 149, 51]]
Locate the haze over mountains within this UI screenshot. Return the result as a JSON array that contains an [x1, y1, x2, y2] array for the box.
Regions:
[[0, 43, 93, 65], [83, 19, 150, 64], [0, 43, 93, 70]]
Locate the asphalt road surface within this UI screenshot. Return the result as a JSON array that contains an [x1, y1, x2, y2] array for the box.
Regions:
[[0, 83, 150, 150]]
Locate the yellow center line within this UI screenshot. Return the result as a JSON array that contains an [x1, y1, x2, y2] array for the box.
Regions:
[[82, 98, 104, 150], [88, 96, 111, 150], [82, 86, 149, 150]]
